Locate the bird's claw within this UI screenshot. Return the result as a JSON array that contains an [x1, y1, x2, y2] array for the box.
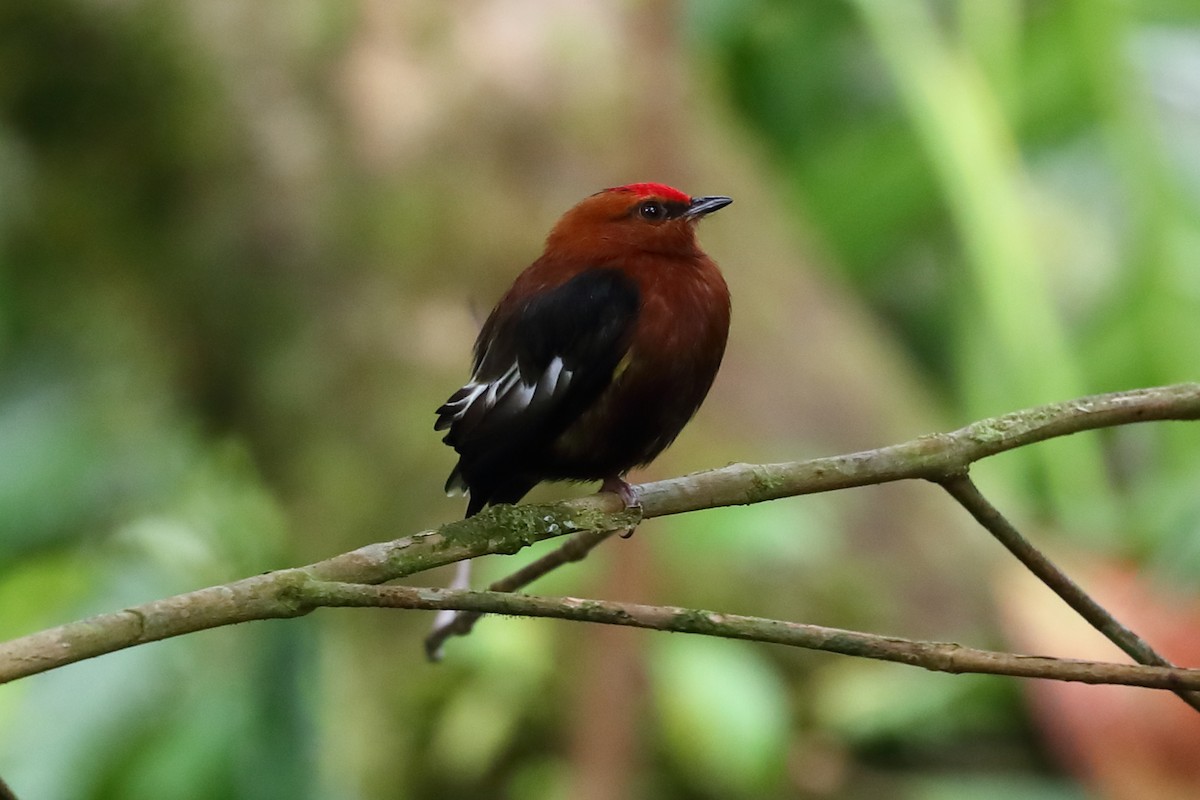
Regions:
[[601, 476, 641, 510], [601, 476, 642, 538]]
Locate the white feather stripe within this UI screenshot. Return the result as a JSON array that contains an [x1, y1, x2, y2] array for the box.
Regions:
[[443, 383, 485, 411], [510, 380, 535, 408], [482, 364, 520, 408], [533, 357, 567, 404], [445, 357, 574, 429], [543, 356, 564, 388]]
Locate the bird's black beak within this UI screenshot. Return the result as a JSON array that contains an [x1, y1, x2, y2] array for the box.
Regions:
[[684, 195, 733, 218]]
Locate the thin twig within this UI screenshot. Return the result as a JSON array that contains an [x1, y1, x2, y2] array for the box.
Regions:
[[635, 383, 1200, 517], [425, 527, 623, 660], [306, 581, 1200, 691], [939, 472, 1200, 713]]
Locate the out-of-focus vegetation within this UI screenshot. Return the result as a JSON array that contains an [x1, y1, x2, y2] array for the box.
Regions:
[[1, 1, 1198, 798]]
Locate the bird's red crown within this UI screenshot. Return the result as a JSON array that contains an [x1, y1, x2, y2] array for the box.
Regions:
[[606, 182, 691, 204]]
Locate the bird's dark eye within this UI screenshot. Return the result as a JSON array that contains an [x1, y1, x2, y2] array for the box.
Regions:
[[638, 201, 665, 221]]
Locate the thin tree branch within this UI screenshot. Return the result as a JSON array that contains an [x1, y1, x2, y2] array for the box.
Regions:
[[635, 383, 1200, 516], [0, 512, 641, 684], [304, 582, 1200, 690], [428, 383, 1200, 657], [0, 383, 1197, 685], [939, 472, 1200, 712], [424, 527, 623, 661]]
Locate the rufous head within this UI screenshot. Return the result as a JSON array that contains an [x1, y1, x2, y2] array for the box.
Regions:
[[545, 183, 732, 259]]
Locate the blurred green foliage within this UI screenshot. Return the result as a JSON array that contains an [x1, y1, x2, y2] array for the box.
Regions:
[[708, 0, 1200, 554], [1, 0, 1199, 798]]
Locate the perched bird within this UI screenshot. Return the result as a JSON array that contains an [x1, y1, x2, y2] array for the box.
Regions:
[[435, 183, 732, 517]]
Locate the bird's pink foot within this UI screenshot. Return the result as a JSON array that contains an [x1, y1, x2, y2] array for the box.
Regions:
[[601, 476, 640, 509], [601, 476, 641, 538]]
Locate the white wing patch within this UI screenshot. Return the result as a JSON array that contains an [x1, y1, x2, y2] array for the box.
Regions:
[[482, 364, 519, 408], [534, 356, 570, 403], [438, 383, 486, 419], [435, 357, 574, 435]]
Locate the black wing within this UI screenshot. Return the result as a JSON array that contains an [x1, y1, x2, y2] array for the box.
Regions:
[[436, 267, 640, 514]]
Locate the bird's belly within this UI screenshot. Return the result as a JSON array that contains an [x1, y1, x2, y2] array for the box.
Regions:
[[540, 267, 729, 482], [544, 350, 718, 480]]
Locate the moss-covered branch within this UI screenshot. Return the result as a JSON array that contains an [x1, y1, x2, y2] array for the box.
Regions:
[[1, 383, 1197, 686]]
